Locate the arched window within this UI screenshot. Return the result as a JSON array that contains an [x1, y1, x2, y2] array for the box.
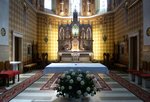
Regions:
[[70, 0, 81, 15], [100, 0, 107, 13], [44, 0, 52, 10]]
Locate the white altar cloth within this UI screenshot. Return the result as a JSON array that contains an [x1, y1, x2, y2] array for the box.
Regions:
[[43, 63, 109, 74]]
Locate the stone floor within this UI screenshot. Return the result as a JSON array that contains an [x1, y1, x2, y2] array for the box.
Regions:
[[8, 70, 146, 102]]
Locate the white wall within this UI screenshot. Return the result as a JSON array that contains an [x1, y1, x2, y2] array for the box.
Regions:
[[143, 0, 150, 45], [0, 0, 9, 61], [0, 0, 9, 45]]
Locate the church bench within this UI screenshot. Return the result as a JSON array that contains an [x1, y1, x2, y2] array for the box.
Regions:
[[0, 61, 16, 87], [128, 70, 150, 88], [5, 61, 21, 82], [128, 69, 140, 81], [24, 63, 37, 72], [114, 63, 127, 72], [138, 73, 150, 78], [128, 69, 142, 76], [128, 61, 150, 88], [136, 72, 150, 88], [0, 71, 15, 87]]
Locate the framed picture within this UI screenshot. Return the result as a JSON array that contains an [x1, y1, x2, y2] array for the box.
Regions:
[[27, 43, 32, 56], [120, 42, 125, 55], [1, 28, 6, 36]]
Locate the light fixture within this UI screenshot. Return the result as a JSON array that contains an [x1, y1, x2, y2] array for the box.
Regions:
[[44, 36, 48, 43], [102, 34, 107, 42]]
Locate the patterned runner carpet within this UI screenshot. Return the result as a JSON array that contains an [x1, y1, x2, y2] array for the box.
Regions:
[[40, 73, 112, 91], [0, 71, 43, 102], [0, 87, 7, 94], [109, 71, 150, 102], [1, 71, 149, 102]]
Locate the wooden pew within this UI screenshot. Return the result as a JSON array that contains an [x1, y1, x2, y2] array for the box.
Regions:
[[24, 63, 37, 72]]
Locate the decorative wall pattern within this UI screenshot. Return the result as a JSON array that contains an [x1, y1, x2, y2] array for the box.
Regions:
[[9, 0, 37, 64], [92, 14, 114, 60], [114, 0, 150, 67], [2, 0, 148, 67], [36, 14, 114, 61], [37, 14, 59, 60]]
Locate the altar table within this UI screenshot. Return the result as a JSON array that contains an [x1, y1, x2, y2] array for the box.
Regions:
[[43, 63, 109, 74]]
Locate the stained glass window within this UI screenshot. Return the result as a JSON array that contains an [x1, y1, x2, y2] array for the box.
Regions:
[[100, 0, 107, 13], [70, 0, 80, 15], [44, 0, 52, 10]]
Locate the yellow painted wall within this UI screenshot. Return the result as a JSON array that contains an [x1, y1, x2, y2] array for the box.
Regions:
[[37, 14, 114, 61], [0, 0, 148, 73], [37, 14, 59, 61], [9, 0, 37, 62], [92, 14, 114, 61]]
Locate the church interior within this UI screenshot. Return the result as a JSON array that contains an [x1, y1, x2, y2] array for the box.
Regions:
[[0, 0, 150, 102]]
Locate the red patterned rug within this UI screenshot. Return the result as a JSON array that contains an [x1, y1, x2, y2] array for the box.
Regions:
[[0, 87, 7, 93], [109, 71, 150, 102], [0, 71, 43, 102], [40, 73, 111, 91]]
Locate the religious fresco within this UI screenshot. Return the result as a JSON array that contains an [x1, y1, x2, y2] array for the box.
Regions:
[[58, 10, 93, 52]]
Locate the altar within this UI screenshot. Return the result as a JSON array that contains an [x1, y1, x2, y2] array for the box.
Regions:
[[58, 51, 93, 62], [58, 9, 93, 63], [43, 63, 109, 74]]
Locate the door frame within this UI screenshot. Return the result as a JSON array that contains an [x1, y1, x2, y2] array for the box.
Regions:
[[128, 32, 139, 70], [13, 32, 23, 62]]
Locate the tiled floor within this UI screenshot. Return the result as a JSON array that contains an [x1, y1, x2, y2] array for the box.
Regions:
[[8, 70, 145, 102]]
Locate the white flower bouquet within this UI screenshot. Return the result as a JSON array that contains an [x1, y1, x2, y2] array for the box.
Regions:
[[56, 69, 98, 99]]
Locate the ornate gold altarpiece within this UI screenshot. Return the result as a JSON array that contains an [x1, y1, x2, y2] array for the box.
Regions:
[[58, 10, 93, 62]]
